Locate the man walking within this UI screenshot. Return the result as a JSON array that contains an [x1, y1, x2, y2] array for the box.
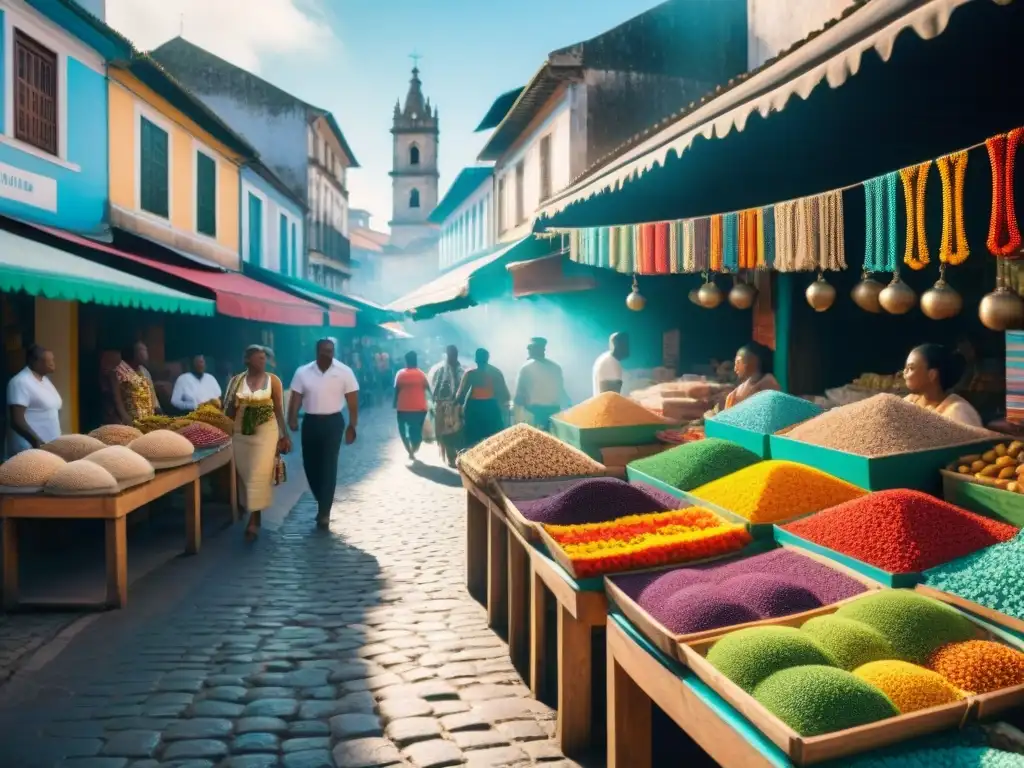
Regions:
[[287, 338, 360, 528], [593, 332, 630, 396], [513, 337, 568, 431], [170, 354, 222, 413]]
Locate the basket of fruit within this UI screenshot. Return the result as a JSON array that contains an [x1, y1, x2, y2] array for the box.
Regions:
[[941, 441, 1024, 527]]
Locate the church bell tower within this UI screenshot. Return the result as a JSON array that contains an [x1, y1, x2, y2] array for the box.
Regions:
[[389, 61, 440, 250]]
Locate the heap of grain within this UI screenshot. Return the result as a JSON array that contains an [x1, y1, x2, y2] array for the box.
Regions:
[[0, 449, 66, 490], [627, 438, 761, 492], [88, 424, 143, 446], [42, 434, 105, 461], [187, 404, 234, 435], [85, 446, 155, 489], [176, 421, 230, 449], [556, 392, 669, 428], [783, 394, 999, 457], [44, 460, 119, 496], [708, 390, 823, 435], [129, 430, 195, 469], [458, 424, 604, 484], [134, 415, 194, 435]]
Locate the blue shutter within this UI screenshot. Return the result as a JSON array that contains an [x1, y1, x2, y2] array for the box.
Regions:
[[279, 214, 289, 275], [248, 194, 262, 266], [291, 222, 298, 277]]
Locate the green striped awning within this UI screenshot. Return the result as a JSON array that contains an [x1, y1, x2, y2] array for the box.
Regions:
[[0, 229, 215, 316]]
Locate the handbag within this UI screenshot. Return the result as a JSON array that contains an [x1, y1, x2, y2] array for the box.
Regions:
[[422, 414, 436, 443], [273, 452, 287, 486]]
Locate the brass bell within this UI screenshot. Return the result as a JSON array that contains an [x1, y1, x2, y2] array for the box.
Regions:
[[728, 280, 758, 310], [879, 274, 917, 315], [626, 275, 646, 312], [979, 285, 1024, 331], [698, 279, 723, 309], [851, 274, 884, 314], [688, 287, 701, 306], [805, 274, 835, 312], [920, 277, 962, 321]]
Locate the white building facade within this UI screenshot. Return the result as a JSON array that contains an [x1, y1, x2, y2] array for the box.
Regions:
[[436, 168, 494, 270], [747, 0, 858, 68]]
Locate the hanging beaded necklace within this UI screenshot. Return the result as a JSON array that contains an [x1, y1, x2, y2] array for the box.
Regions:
[[709, 215, 724, 271], [818, 190, 847, 272], [723, 212, 739, 271], [863, 172, 899, 272], [900, 161, 932, 270], [986, 128, 1023, 257], [937, 151, 970, 266], [774, 201, 798, 272], [794, 196, 821, 271]]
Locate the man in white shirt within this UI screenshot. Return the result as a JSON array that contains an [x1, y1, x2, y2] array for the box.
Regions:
[[593, 332, 630, 397], [170, 355, 222, 413], [513, 337, 569, 431], [287, 338, 360, 527], [6, 344, 62, 457]]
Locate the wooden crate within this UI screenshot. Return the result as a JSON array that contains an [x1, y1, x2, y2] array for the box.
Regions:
[[494, 476, 604, 545], [677, 594, 1024, 765], [604, 545, 881, 662]]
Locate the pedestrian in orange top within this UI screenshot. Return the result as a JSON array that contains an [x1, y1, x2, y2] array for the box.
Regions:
[[394, 350, 431, 460]]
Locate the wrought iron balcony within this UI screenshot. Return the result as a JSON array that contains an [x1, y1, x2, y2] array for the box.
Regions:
[[308, 220, 351, 266]]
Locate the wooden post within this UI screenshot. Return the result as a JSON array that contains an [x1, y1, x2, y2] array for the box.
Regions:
[[465, 492, 487, 604], [105, 517, 128, 609], [529, 568, 548, 698], [486, 508, 508, 632], [2, 518, 18, 610], [607, 645, 652, 768], [184, 478, 201, 555], [557, 602, 593, 757], [507, 533, 530, 678]]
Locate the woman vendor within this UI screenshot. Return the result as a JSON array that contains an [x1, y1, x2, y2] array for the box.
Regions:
[[724, 344, 780, 409], [903, 343, 983, 427]]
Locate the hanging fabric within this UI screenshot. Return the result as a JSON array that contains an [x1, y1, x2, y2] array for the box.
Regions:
[[722, 212, 739, 271], [709, 215, 724, 272], [669, 221, 684, 273], [794, 195, 821, 271], [863, 172, 899, 273], [738, 210, 758, 270], [694, 218, 711, 273], [761, 206, 776, 269], [937, 151, 969, 265], [654, 222, 670, 274], [774, 201, 799, 272], [639, 223, 657, 274], [986, 128, 1023, 258], [596, 227, 611, 269], [619, 224, 636, 273], [900, 161, 931, 270], [818, 190, 847, 271], [683, 220, 697, 273]]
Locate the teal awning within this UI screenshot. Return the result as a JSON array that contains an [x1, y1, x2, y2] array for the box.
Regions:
[[0, 229, 215, 316]]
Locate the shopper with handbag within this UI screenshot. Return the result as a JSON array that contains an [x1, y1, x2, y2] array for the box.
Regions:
[[428, 345, 464, 468]]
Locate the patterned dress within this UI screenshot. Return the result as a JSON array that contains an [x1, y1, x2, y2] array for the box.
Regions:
[[114, 361, 156, 422]]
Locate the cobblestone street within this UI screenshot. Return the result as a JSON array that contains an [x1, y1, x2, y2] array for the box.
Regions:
[[0, 410, 580, 768]]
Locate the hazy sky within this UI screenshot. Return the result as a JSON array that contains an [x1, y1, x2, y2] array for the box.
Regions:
[[106, 0, 660, 232]]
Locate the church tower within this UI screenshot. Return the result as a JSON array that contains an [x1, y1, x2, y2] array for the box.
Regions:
[[389, 63, 440, 250]]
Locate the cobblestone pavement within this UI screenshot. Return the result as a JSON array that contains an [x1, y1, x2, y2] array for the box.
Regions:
[[0, 410, 581, 768]]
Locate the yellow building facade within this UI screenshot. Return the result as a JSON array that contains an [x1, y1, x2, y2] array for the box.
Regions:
[[107, 66, 246, 269]]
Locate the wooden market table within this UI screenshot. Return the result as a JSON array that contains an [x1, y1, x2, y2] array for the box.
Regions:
[[529, 540, 607, 758], [606, 613, 791, 768], [0, 444, 237, 611]]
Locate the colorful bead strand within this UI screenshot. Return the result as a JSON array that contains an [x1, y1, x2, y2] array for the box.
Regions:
[[937, 151, 969, 265], [900, 161, 931, 271], [986, 128, 1023, 258], [709, 215, 724, 271]]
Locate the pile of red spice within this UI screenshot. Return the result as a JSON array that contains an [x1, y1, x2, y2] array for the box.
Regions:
[[781, 489, 1019, 573]]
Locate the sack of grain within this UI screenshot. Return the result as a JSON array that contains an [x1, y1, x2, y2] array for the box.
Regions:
[[42, 434, 106, 462], [0, 449, 66, 492], [85, 446, 155, 489], [44, 460, 119, 496]]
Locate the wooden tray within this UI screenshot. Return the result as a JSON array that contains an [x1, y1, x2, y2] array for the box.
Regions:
[[604, 545, 882, 662], [538, 520, 762, 582], [677, 593, 1024, 765], [914, 583, 1024, 637], [773, 527, 923, 588]]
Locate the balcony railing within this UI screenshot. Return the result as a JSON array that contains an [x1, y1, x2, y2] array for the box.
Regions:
[[308, 221, 351, 265]]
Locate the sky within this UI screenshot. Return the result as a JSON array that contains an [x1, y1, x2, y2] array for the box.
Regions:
[[105, 0, 662, 233]]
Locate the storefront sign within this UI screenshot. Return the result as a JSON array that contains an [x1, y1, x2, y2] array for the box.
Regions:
[[0, 161, 57, 212]]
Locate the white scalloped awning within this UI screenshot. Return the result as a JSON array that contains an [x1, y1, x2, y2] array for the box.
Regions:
[[538, 0, 984, 220]]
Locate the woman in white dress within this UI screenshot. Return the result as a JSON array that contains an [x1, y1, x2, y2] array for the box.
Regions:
[[224, 346, 292, 540], [6, 344, 62, 457]]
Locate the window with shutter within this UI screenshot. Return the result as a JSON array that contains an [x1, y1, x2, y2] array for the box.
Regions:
[[279, 214, 289, 275], [291, 222, 298, 277], [14, 31, 58, 156], [248, 193, 263, 266], [140, 117, 169, 218], [195, 152, 217, 237]]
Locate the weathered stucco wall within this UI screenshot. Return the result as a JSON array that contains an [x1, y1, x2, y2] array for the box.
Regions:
[[748, 0, 858, 68]]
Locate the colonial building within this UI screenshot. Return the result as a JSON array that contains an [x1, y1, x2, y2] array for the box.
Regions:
[[389, 65, 439, 250], [149, 37, 358, 288], [434, 167, 493, 271]]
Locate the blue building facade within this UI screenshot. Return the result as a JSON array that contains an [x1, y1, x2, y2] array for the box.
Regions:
[[0, 0, 126, 234], [240, 164, 306, 278]]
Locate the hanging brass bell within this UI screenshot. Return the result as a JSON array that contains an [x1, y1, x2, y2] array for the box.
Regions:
[[698, 279, 723, 309], [979, 285, 1024, 331], [879, 275, 917, 315], [688, 287, 701, 306], [920, 278, 962, 320], [851, 275, 884, 314], [728, 281, 758, 310], [805, 275, 835, 312]]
